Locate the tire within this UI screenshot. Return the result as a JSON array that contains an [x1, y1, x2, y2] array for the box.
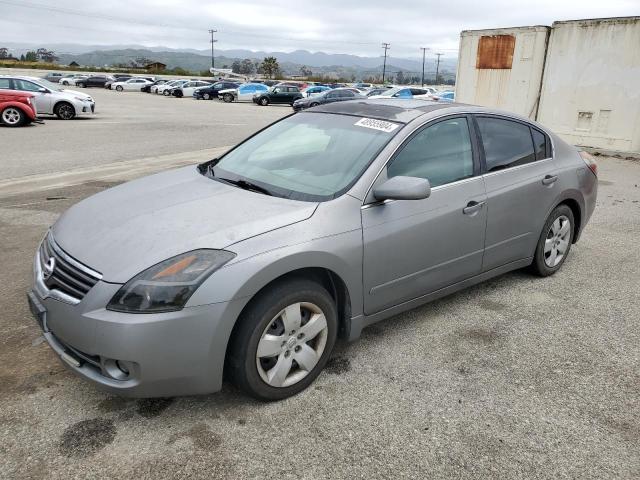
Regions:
[[223, 93, 234, 103], [310, 102, 320, 108], [1, 107, 26, 127], [175, 91, 183, 98], [259, 97, 269, 106], [54, 102, 76, 120], [203, 93, 211, 100], [163, 90, 171, 96], [530, 204, 575, 276], [228, 278, 338, 401], [78, 83, 86, 88], [115, 85, 123, 92]]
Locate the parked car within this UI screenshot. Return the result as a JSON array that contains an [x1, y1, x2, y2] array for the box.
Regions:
[[352, 82, 372, 90], [429, 91, 455, 102], [253, 85, 304, 106], [368, 86, 436, 100], [42, 73, 65, 83], [105, 75, 132, 90], [219, 83, 269, 103], [76, 75, 114, 88], [292, 87, 364, 111], [301, 85, 331, 97], [157, 80, 188, 96], [259, 80, 280, 87], [27, 99, 597, 401], [112, 78, 153, 92], [170, 80, 212, 98], [142, 80, 167, 93], [59, 74, 89, 86], [193, 81, 240, 100], [0, 76, 95, 119], [0, 89, 38, 127]]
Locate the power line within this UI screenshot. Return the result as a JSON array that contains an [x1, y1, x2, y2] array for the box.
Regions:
[[381, 43, 390, 83]]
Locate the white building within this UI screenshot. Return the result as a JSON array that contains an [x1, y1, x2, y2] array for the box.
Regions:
[[456, 17, 640, 154]]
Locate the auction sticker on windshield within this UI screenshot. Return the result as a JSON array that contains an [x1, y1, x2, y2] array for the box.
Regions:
[[354, 118, 400, 133]]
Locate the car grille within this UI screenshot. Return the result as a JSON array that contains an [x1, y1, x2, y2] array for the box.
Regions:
[[39, 233, 102, 303]]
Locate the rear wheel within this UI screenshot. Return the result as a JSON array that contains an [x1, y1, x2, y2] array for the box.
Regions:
[[54, 102, 76, 120], [223, 93, 234, 103], [530, 205, 574, 276], [1, 107, 26, 127], [228, 279, 338, 401]]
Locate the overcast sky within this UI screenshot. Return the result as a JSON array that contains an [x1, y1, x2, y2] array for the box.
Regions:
[[1, 0, 638, 58]]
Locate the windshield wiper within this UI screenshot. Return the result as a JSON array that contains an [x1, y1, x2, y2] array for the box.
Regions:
[[217, 177, 273, 196]]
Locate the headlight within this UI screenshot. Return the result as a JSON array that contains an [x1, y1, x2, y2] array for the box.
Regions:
[[74, 96, 89, 102], [107, 249, 235, 313]]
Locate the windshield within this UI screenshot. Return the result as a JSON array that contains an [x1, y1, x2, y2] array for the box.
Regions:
[[35, 78, 63, 91], [208, 112, 401, 201]]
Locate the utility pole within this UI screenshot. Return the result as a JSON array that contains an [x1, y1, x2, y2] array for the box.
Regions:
[[435, 53, 443, 85], [420, 47, 428, 86], [208, 29, 218, 70], [381, 43, 390, 84]]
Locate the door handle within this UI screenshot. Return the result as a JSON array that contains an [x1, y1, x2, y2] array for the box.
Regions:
[[542, 175, 558, 186], [463, 201, 485, 215]]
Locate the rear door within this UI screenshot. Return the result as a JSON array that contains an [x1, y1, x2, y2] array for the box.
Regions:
[[362, 116, 487, 314], [475, 115, 558, 270]]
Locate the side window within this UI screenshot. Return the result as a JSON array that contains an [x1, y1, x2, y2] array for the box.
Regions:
[[532, 128, 548, 160], [476, 117, 536, 171], [410, 88, 426, 95], [14, 80, 41, 92], [327, 91, 339, 98], [388, 118, 474, 187], [342, 90, 355, 98], [0, 78, 11, 89]]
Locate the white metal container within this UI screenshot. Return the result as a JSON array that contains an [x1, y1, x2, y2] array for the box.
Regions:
[[456, 26, 550, 118], [537, 17, 640, 153]]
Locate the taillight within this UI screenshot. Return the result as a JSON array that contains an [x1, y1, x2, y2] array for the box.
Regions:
[[579, 150, 598, 177]]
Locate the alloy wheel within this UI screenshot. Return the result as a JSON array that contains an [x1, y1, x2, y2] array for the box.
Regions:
[[56, 104, 75, 120], [256, 302, 328, 388], [544, 215, 571, 267], [2, 108, 22, 125]]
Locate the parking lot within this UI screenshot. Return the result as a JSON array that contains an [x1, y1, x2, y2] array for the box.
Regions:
[[1, 88, 639, 479]]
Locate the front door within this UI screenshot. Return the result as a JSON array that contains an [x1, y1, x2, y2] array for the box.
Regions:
[[362, 116, 487, 314], [13, 79, 52, 114]]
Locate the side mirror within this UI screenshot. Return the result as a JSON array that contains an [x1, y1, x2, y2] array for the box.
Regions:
[[373, 176, 431, 201], [38, 87, 49, 93]]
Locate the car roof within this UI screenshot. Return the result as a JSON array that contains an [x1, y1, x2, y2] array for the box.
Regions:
[[310, 99, 472, 123]]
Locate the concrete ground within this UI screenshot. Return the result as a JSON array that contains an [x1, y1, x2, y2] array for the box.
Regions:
[[0, 89, 639, 479]]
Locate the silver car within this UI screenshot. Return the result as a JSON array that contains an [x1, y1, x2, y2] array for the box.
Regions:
[[28, 100, 598, 400]]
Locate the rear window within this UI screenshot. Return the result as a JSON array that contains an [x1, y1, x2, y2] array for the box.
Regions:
[[476, 117, 536, 172]]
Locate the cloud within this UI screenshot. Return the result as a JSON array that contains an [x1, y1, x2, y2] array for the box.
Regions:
[[0, 0, 637, 57]]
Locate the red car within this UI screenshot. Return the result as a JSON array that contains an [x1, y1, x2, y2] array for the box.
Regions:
[[0, 89, 39, 127]]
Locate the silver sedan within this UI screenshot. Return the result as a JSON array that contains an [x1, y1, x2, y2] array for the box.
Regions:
[[28, 99, 597, 400]]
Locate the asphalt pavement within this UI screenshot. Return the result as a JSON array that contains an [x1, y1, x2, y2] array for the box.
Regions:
[[0, 88, 638, 479]]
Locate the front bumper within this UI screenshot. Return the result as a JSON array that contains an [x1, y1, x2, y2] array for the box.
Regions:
[[29, 249, 246, 397], [73, 99, 95, 115]]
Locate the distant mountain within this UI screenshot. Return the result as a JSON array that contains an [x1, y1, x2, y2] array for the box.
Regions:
[[5, 42, 456, 80]]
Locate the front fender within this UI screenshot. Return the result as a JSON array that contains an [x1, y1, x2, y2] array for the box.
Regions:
[[1, 101, 36, 119]]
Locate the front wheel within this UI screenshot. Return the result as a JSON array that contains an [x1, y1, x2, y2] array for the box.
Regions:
[[115, 85, 123, 92], [259, 97, 269, 106], [54, 102, 76, 120], [203, 93, 211, 100], [223, 93, 234, 103], [228, 279, 338, 401], [530, 205, 574, 276], [1, 107, 26, 127], [310, 102, 320, 108], [163, 90, 171, 96]]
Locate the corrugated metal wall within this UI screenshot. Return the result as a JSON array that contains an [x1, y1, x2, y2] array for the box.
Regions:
[[456, 26, 550, 118], [456, 17, 640, 154]]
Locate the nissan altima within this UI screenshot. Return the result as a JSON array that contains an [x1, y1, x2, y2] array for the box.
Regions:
[[28, 99, 597, 401]]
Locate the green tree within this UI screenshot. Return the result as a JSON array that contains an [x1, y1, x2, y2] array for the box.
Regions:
[[36, 48, 58, 63], [231, 60, 242, 74], [0, 47, 9, 59], [25, 51, 37, 61], [260, 56, 280, 79], [20, 54, 25, 61], [299, 65, 312, 77], [239, 58, 255, 75]]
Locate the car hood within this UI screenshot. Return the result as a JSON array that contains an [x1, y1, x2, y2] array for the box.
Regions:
[[59, 88, 91, 99], [52, 166, 318, 282]]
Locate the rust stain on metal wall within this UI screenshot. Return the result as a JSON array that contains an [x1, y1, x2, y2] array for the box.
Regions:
[[477, 35, 515, 69]]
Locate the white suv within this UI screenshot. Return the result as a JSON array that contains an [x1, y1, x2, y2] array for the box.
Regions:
[[0, 76, 95, 120]]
